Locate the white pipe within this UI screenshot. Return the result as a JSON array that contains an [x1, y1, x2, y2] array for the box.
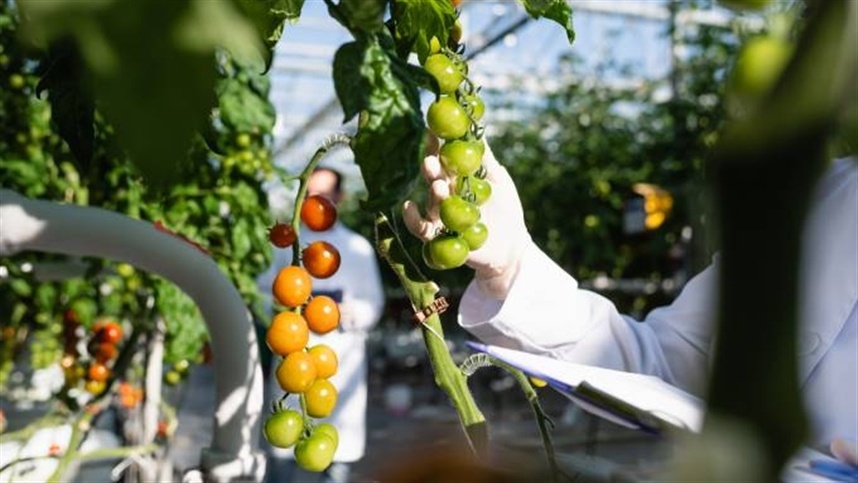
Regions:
[[0, 189, 265, 482]]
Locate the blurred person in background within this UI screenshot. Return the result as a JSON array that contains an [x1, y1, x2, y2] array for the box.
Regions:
[[258, 167, 386, 483], [404, 142, 858, 468]]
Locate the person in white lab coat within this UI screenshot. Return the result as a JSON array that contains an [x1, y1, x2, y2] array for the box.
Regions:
[[403, 142, 858, 466], [259, 168, 385, 483]]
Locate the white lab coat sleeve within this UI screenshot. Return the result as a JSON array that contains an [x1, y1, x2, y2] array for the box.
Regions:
[[339, 234, 385, 333], [459, 240, 718, 395]]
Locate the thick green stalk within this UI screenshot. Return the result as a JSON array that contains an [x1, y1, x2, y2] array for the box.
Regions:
[[706, 0, 856, 477], [374, 213, 487, 454]]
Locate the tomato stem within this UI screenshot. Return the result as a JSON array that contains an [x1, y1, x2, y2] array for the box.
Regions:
[[374, 213, 487, 454], [289, 133, 352, 267]]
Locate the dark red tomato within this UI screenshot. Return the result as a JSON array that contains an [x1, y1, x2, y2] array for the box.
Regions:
[[269, 223, 297, 248]]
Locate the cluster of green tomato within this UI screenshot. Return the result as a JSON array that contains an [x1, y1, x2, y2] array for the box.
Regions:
[[421, 29, 492, 271]]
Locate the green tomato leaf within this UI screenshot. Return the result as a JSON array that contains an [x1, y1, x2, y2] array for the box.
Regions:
[[333, 40, 372, 122], [231, 218, 252, 259], [233, 0, 306, 71], [390, 0, 456, 64], [340, 0, 386, 33], [155, 279, 208, 364], [518, 0, 576, 43], [217, 78, 277, 133], [341, 36, 426, 212]]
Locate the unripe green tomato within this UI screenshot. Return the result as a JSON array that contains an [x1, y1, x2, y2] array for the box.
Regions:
[[264, 409, 304, 448], [440, 140, 483, 176], [440, 195, 480, 232], [236, 133, 252, 148], [164, 370, 182, 386], [9, 74, 24, 90], [468, 177, 492, 205], [314, 423, 339, 451], [427, 234, 470, 270], [427, 97, 470, 140], [422, 243, 444, 270], [295, 432, 336, 472], [462, 222, 488, 250], [424, 54, 463, 94], [463, 94, 485, 121], [730, 35, 792, 99]]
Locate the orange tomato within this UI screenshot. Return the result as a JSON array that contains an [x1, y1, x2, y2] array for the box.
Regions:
[[308, 344, 338, 379], [276, 351, 317, 393], [302, 241, 341, 279], [304, 296, 340, 335], [300, 195, 337, 232], [272, 266, 312, 308], [266, 311, 310, 356], [88, 362, 110, 382]]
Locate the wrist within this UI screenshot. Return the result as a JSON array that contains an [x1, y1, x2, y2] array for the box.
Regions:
[[474, 248, 524, 300]]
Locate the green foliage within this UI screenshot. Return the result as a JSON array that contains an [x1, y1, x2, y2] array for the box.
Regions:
[[0, 4, 277, 387], [331, 33, 427, 212], [518, 0, 576, 43], [389, 0, 457, 63]]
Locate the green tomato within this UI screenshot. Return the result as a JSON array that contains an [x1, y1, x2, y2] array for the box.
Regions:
[[236, 133, 252, 148], [440, 195, 480, 232], [427, 234, 470, 270], [450, 19, 463, 45], [440, 140, 483, 176], [9, 74, 24, 90], [422, 243, 444, 270], [295, 432, 336, 472], [264, 410, 304, 448], [463, 94, 485, 121], [164, 370, 182, 386], [427, 97, 470, 140], [457, 176, 492, 206], [314, 423, 339, 451], [424, 54, 463, 95], [462, 222, 488, 250], [730, 35, 792, 99]]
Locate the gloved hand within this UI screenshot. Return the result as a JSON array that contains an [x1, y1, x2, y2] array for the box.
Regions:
[[403, 138, 530, 300], [831, 438, 858, 467]]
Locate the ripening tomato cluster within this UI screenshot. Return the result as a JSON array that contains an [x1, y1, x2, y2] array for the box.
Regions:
[[264, 193, 342, 472], [61, 318, 123, 396], [422, 18, 492, 270]]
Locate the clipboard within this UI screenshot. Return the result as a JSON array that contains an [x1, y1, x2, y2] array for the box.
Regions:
[[466, 341, 705, 434]]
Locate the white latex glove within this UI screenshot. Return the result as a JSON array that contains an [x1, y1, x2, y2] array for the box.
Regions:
[[831, 438, 858, 467], [403, 139, 530, 299]]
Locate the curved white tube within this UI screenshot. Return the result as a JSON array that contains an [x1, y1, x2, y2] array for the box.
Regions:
[[0, 189, 265, 482]]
